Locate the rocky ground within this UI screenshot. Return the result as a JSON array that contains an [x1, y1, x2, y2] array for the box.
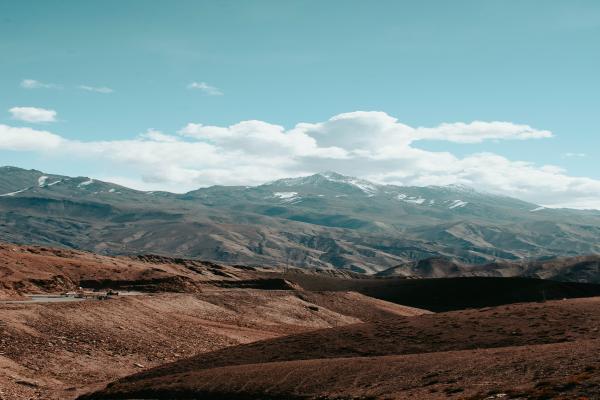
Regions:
[[0, 289, 425, 399], [81, 297, 600, 400], [2, 242, 600, 399]]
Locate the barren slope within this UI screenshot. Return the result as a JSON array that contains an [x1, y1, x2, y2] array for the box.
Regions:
[[378, 255, 600, 283], [0, 242, 276, 299], [81, 297, 600, 400], [0, 288, 427, 400], [81, 340, 600, 400]]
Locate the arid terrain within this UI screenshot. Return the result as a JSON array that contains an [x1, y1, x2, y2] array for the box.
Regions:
[[1, 242, 600, 399], [0, 243, 426, 399], [81, 297, 600, 400]]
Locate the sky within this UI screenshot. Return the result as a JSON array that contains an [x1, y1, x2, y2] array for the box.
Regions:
[[1, 0, 599, 208]]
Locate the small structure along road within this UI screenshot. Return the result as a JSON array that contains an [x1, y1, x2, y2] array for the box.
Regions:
[[0, 290, 143, 304]]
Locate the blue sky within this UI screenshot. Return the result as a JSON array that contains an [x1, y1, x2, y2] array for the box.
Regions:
[[1, 1, 599, 207]]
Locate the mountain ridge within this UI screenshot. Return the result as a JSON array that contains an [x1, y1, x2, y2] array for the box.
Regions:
[[0, 166, 546, 205], [1, 166, 599, 272]]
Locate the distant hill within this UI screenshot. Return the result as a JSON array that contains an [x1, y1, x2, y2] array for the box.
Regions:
[[376, 255, 600, 283], [1, 166, 599, 273]]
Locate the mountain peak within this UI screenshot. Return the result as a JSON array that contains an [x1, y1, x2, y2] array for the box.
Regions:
[[265, 171, 380, 196], [317, 171, 351, 180]]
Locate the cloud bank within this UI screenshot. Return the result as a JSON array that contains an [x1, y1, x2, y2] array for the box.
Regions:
[[1, 111, 599, 209]]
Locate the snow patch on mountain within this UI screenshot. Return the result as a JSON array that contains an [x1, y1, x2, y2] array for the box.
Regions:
[[274, 192, 298, 199], [319, 172, 379, 196], [38, 176, 48, 187], [448, 200, 468, 209], [349, 180, 378, 196], [78, 178, 94, 188], [397, 194, 426, 205], [273, 192, 300, 203], [0, 188, 29, 197], [405, 197, 426, 204], [530, 206, 546, 212]]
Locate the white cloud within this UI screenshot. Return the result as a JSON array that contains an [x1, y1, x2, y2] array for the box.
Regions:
[[291, 112, 552, 155], [78, 85, 114, 94], [187, 81, 223, 95], [1, 111, 599, 209], [414, 121, 553, 143], [139, 129, 179, 142], [0, 124, 63, 151], [178, 120, 346, 159], [20, 79, 61, 90], [9, 107, 57, 123]]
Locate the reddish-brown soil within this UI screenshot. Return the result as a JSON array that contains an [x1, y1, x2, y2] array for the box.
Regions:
[[3, 242, 600, 400], [0, 288, 425, 399], [0, 243, 270, 299], [82, 297, 600, 400], [82, 340, 600, 400], [3, 242, 600, 311]]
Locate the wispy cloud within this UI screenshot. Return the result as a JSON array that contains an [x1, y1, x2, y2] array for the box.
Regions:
[[77, 85, 114, 94], [8, 107, 57, 123], [562, 152, 587, 158], [20, 79, 61, 90], [187, 81, 223, 96], [20, 79, 113, 93]]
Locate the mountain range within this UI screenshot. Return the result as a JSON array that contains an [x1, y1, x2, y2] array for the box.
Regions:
[[1, 166, 599, 273]]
